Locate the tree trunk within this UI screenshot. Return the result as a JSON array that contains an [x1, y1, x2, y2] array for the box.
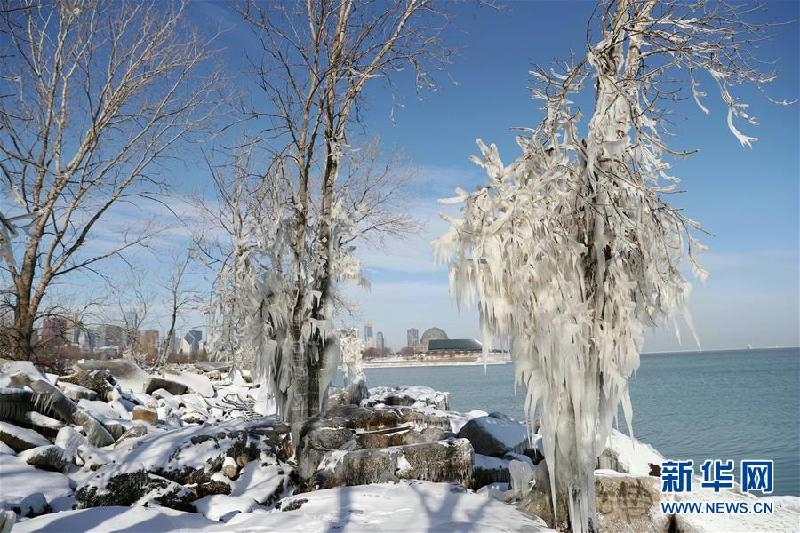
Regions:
[[9, 304, 35, 361]]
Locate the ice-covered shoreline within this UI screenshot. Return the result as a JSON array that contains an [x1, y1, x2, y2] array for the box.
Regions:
[[1, 358, 797, 532]]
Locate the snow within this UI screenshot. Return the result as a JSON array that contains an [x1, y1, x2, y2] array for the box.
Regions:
[[217, 481, 551, 532], [604, 429, 664, 476], [194, 495, 261, 521], [13, 505, 216, 532], [0, 441, 14, 455], [670, 485, 800, 532], [447, 410, 489, 434], [0, 454, 73, 516], [230, 461, 290, 504], [0, 362, 48, 387], [0, 421, 51, 449]]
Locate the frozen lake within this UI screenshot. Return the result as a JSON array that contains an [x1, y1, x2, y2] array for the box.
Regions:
[[365, 347, 800, 496]]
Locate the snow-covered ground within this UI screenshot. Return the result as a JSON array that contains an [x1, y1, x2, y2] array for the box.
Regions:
[[1, 358, 798, 533], [15, 481, 550, 532]]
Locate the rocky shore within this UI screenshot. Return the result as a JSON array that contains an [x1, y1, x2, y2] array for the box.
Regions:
[[0, 359, 797, 532]]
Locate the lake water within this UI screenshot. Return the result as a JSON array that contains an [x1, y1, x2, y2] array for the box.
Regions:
[[365, 347, 800, 496]]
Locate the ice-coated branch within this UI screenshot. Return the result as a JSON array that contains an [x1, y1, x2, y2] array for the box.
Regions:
[[436, 1, 786, 530]]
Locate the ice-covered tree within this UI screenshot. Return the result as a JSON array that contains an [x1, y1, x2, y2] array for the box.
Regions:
[[201, 139, 413, 421], [435, 1, 790, 530], [228, 0, 446, 426]]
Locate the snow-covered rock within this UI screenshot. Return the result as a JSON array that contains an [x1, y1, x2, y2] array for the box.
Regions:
[[600, 428, 664, 476], [457, 413, 527, 457], [76, 471, 196, 510], [0, 421, 50, 452], [145, 377, 188, 396], [56, 381, 98, 402], [0, 362, 48, 387], [19, 445, 70, 473], [230, 460, 292, 505], [58, 369, 114, 399], [312, 438, 474, 489], [22, 411, 63, 440], [73, 360, 151, 395], [162, 371, 214, 398], [364, 385, 451, 410], [75, 416, 290, 509], [593, 470, 666, 533]]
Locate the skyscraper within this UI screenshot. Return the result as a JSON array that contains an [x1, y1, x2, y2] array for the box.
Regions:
[[406, 328, 419, 349], [364, 322, 374, 349], [376, 331, 385, 352]]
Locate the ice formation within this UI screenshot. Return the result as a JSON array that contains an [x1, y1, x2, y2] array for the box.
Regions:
[[338, 328, 364, 386], [435, 2, 778, 529]]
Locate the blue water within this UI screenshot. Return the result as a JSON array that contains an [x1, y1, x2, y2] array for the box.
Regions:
[[365, 347, 800, 496]]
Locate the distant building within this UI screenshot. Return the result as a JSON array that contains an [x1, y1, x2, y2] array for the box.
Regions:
[[180, 330, 203, 356], [94, 324, 124, 348], [406, 328, 419, 349], [420, 327, 448, 351], [41, 315, 68, 343], [139, 330, 159, 354], [364, 322, 374, 349], [376, 331, 385, 352], [426, 338, 482, 355]]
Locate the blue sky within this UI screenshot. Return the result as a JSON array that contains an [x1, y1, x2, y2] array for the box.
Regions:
[[71, 1, 799, 352]]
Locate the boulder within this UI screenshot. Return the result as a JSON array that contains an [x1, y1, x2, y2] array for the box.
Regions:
[[59, 369, 114, 399], [0, 387, 35, 424], [76, 471, 196, 511], [162, 371, 214, 397], [57, 382, 98, 402], [594, 471, 665, 533], [132, 406, 158, 425], [312, 438, 473, 489], [22, 411, 63, 440], [76, 417, 291, 506], [0, 421, 50, 452], [364, 385, 451, 410], [457, 413, 527, 457], [54, 426, 87, 462], [73, 360, 151, 394], [327, 378, 368, 408], [114, 425, 150, 446], [0, 454, 74, 518], [71, 408, 115, 447], [8, 375, 113, 447], [19, 445, 69, 473], [145, 377, 188, 396], [221, 456, 239, 479], [395, 438, 473, 486], [297, 405, 454, 481]]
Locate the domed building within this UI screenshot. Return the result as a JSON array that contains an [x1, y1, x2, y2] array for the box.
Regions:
[[420, 327, 448, 351]]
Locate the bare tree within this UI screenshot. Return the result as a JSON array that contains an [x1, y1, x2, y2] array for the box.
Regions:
[[238, 0, 450, 425], [157, 249, 200, 367], [0, 0, 220, 360]]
